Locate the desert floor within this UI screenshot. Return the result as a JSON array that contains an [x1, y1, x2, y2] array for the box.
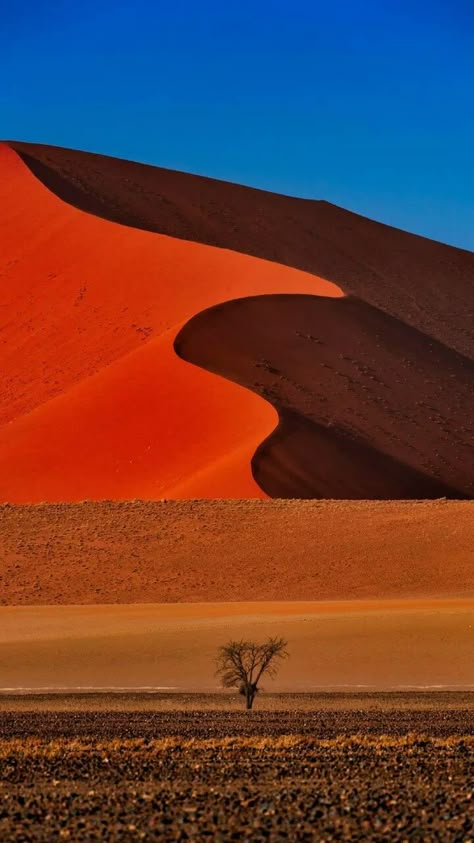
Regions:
[[1, 691, 474, 713], [1, 599, 472, 692], [1, 707, 473, 841], [1, 499, 472, 604]]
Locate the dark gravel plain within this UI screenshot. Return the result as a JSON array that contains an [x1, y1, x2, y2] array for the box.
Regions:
[[1, 708, 474, 739], [1, 709, 473, 841]]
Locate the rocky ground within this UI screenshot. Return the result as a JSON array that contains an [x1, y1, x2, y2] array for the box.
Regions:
[[1, 708, 473, 841], [2, 690, 473, 712], [1, 708, 474, 740]]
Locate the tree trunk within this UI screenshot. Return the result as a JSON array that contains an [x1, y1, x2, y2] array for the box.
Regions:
[[246, 688, 255, 710]]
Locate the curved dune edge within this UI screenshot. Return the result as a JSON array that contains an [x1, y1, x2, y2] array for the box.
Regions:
[[0, 144, 341, 501], [0, 326, 276, 502], [8, 140, 474, 360], [175, 294, 473, 500], [2, 141, 473, 501], [0, 144, 341, 425]]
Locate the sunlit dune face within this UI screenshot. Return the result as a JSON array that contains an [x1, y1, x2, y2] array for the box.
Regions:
[[0, 327, 275, 501], [0, 143, 341, 502]]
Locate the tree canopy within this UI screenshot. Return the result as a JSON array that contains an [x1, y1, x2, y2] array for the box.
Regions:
[[216, 637, 288, 709]]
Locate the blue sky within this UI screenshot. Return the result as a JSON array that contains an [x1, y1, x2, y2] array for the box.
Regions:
[[2, 1, 473, 249]]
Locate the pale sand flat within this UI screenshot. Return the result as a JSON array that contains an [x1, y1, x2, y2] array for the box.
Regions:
[[1, 599, 472, 692]]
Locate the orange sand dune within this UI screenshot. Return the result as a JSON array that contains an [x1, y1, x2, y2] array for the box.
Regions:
[[1, 141, 472, 501], [0, 143, 340, 502], [0, 328, 275, 501], [11, 140, 474, 359]]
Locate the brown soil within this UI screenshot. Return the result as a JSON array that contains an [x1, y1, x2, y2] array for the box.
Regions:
[[0, 499, 472, 604], [2, 733, 473, 841], [1, 710, 473, 738], [2, 692, 473, 713]]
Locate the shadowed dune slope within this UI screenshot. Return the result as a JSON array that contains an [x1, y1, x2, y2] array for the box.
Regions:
[[175, 295, 474, 499], [0, 143, 339, 501], [9, 140, 474, 359], [1, 500, 472, 605]]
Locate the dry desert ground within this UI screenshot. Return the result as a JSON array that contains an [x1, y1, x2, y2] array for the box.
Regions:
[[1, 499, 472, 604]]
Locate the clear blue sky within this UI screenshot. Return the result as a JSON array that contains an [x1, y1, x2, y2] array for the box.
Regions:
[[2, 0, 473, 250]]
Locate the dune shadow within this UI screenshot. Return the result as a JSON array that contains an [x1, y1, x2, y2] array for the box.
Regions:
[[175, 293, 473, 500]]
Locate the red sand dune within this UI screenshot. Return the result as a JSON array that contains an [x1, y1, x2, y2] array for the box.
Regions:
[[0, 141, 472, 501], [0, 143, 339, 502], [10, 141, 473, 359]]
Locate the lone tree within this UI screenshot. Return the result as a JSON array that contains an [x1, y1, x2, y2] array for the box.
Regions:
[[216, 637, 288, 710]]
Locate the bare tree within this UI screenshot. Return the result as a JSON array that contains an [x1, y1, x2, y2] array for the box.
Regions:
[[216, 637, 288, 710]]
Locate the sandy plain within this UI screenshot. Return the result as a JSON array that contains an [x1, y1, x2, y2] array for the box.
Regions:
[[1, 499, 472, 605], [1, 598, 472, 692]]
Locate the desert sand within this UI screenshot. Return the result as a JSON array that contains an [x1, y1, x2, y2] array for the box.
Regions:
[[0, 143, 339, 502], [1, 599, 472, 691], [3, 727, 473, 841], [3, 692, 473, 712], [0, 141, 472, 500], [1, 499, 472, 605], [10, 141, 473, 359]]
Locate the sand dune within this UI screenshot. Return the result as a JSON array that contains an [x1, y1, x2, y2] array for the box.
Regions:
[[2, 145, 472, 697], [0, 327, 275, 501], [1, 500, 472, 605], [10, 140, 474, 359], [1, 140, 472, 500], [0, 143, 338, 501], [1, 600, 472, 691]]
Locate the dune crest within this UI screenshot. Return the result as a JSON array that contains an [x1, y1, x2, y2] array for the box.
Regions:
[[10, 140, 473, 359], [0, 143, 339, 501]]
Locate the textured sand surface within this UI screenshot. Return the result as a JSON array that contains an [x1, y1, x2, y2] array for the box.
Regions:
[[0, 499, 472, 605], [0, 143, 338, 502], [10, 140, 474, 359], [1, 141, 472, 500], [1, 599, 472, 691], [2, 733, 474, 841], [2, 692, 473, 712]]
